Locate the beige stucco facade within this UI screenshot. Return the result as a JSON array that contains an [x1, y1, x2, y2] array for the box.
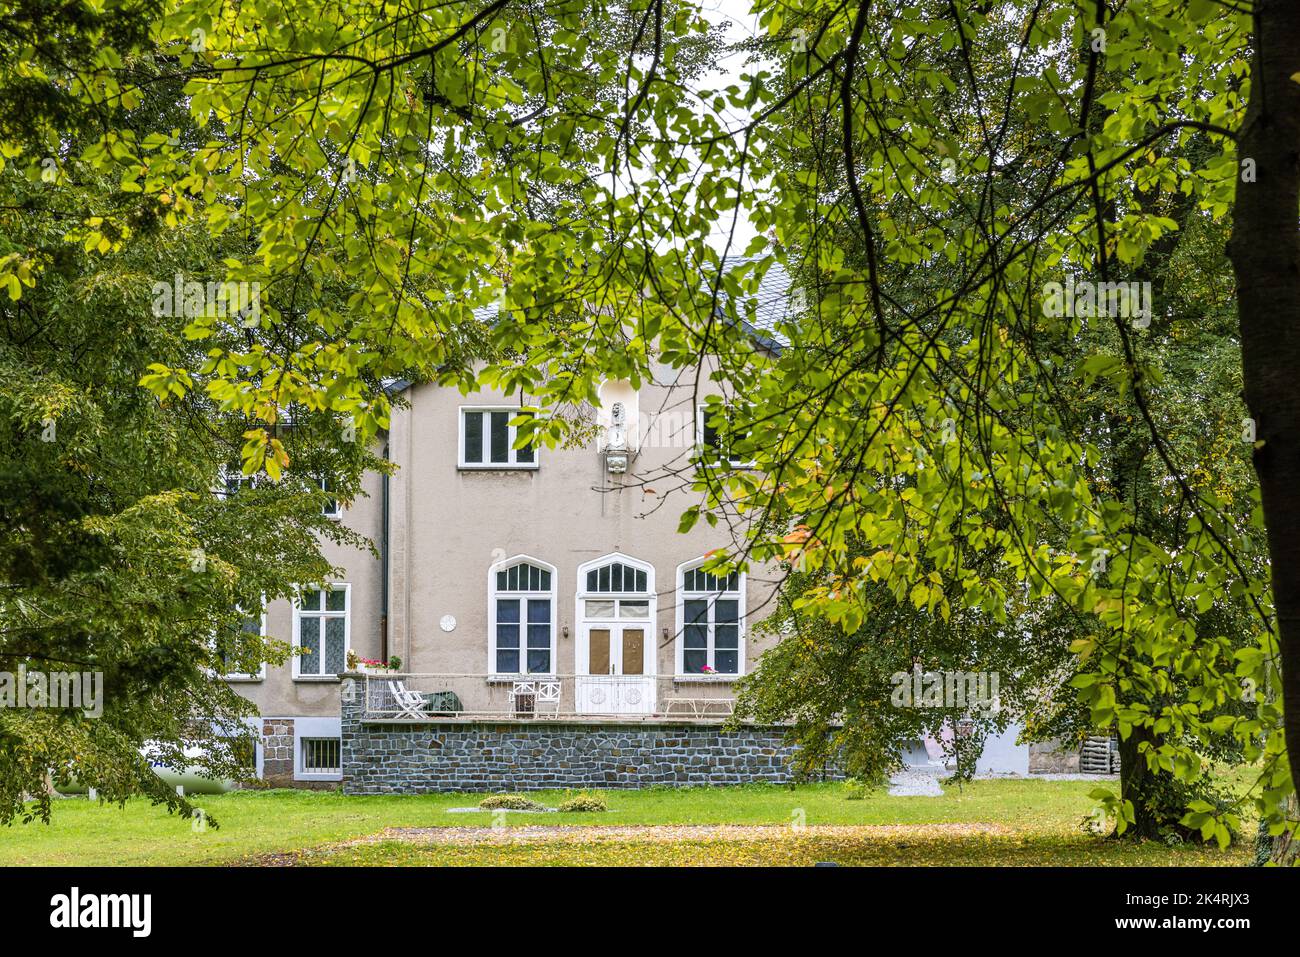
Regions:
[[232, 360, 781, 757]]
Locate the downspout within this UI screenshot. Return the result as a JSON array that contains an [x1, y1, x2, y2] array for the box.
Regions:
[[380, 440, 390, 663]]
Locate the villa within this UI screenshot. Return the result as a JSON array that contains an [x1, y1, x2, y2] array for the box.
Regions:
[[222, 285, 1070, 790]]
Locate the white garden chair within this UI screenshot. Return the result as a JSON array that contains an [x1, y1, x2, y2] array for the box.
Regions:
[[510, 679, 562, 717], [535, 679, 562, 716], [387, 680, 430, 719]]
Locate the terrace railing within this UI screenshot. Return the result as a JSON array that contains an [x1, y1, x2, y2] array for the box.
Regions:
[[354, 673, 737, 723]]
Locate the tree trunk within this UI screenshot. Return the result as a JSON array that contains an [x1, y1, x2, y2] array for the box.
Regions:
[[1117, 725, 1164, 840], [1269, 793, 1300, 865], [1228, 0, 1300, 802]]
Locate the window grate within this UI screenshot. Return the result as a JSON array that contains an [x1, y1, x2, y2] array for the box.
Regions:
[[302, 737, 341, 775]]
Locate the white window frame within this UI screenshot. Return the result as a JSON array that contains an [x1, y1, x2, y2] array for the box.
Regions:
[[695, 402, 755, 468], [292, 583, 351, 680], [293, 717, 342, 782], [220, 608, 268, 682], [299, 738, 341, 776], [487, 556, 557, 677], [675, 558, 746, 678], [319, 474, 340, 518], [458, 405, 540, 470], [217, 463, 258, 499]]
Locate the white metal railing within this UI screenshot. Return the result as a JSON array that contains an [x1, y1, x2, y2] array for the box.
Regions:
[[354, 673, 737, 722]]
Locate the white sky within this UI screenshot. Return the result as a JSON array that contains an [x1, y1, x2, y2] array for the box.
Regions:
[[696, 0, 767, 255]]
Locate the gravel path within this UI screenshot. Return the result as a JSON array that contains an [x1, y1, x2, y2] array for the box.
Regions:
[[346, 822, 1012, 846], [887, 768, 1119, 794], [887, 769, 945, 796]]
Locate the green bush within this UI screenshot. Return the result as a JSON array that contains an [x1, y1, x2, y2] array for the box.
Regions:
[[478, 794, 547, 812], [557, 793, 608, 813]]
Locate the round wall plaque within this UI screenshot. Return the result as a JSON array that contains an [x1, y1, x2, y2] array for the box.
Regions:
[[439, 615, 457, 633]]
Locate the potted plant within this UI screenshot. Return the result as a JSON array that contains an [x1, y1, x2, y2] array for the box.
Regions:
[[351, 655, 401, 674]]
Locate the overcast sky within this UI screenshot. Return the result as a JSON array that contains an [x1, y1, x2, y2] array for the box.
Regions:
[[697, 0, 766, 255]]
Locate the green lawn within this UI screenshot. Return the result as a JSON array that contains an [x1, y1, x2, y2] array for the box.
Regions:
[[1, 780, 1253, 867]]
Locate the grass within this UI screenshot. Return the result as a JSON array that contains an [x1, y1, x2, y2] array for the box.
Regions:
[[1, 780, 1254, 867]]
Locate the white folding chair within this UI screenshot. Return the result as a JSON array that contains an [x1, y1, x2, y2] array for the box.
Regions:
[[387, 680, 429, 719]]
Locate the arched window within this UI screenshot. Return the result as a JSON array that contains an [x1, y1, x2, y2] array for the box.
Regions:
[[488, 557, 556, 675], [676, 559, 745, 676], [576, 554, 654, 623], [583, 559, 649, 595]]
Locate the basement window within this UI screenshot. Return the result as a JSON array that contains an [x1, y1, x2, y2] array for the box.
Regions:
[[301, 738, 341, 776]]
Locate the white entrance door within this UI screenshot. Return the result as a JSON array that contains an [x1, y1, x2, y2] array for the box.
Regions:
[[577, 623, 656, 715]]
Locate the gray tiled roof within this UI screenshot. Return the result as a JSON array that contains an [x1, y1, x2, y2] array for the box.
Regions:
[[705, 258, 793, 354]]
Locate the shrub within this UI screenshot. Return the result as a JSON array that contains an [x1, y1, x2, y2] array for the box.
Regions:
[[479, 794, 547, 811], [558, 793, 608, 813]]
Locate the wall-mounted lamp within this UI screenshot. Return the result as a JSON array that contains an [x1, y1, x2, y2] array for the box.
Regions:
[[562, 625, 570, 639], [662, 627, 670, 641]]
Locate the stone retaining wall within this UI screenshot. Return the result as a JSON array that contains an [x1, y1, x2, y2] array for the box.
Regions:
[[340, 678, 828, 793]]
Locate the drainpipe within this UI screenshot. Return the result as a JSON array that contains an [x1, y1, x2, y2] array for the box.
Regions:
[[381, 440, 390, 662]]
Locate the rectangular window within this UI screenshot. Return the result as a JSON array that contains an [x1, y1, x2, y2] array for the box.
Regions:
[[319, 475, 339, 517], [496, 598, 520, 673], [697, 404, 752, 468], [683, 599, 709, 673], [460, 408, 537, 468], [583, 598, 652, 619], [301, 738, 341, 775], [619, 600, 650, 619], [714, 598, 740, 674], [220, 734, 258, 772], [495, 597, 552, 674], [527, 599, 551, 672], [295, 586, 349, 678], [218, 611, 267, 680], [219, 463, 257, 498]]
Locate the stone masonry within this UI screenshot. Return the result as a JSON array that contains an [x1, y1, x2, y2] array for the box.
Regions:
[[340, 678, 828, 793], [261, 718, 295, 786]]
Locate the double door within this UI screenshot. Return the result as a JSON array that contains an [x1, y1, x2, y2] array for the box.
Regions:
[[576, 623, 655, 715]]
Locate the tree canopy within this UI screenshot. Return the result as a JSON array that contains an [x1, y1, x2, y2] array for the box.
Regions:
[[2, 0, 1299, 850]]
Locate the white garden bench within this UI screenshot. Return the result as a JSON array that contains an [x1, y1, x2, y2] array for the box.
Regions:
[[510, 679, 562, 717]]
